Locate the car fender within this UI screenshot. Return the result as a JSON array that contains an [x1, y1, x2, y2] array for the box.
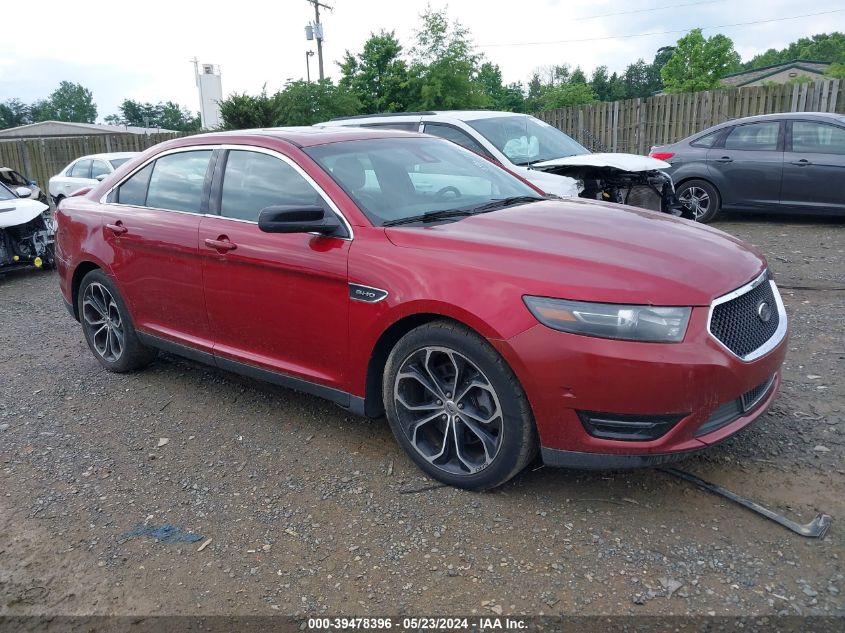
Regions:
[[0, 198, 48, 228]]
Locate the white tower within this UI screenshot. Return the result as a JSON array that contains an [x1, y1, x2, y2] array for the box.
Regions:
[[193, 61, 222, 129]]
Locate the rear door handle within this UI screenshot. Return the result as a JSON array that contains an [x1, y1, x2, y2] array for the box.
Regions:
[[204, 236, 237, 253], [714, 156, 733, 163], [790, 159, 812, 166], [106, 221, 128, 235]]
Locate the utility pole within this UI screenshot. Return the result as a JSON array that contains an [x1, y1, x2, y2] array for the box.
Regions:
[[305, 0, 332, 81]]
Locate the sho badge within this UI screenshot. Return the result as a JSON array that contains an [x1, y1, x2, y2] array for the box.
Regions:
[[756, 300, 772, 323], [349, 283, 388, 303]]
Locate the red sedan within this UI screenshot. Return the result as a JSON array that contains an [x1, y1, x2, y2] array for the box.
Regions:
[[55, 128, 788, 490]]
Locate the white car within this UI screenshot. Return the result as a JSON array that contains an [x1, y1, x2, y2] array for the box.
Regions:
[[319, 111, 679, 213], [49, 152, 138, 207], [0, 182, 54, 270]]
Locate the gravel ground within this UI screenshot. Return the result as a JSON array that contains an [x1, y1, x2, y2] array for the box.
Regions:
[[0, 213, 843, 618]]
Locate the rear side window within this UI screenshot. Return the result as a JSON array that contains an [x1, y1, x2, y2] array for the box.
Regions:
[[423, 123, 488, 155], [145, 151, 213, 213], [220, 150, 323, 222], [690, 130, 721, 148], [69, 160, 92, 178], [116, 163, 154, 205], [91, 160, 110, 179], [724, 122, 780, 151], [792, 121, 845, 155], [363, 122, 419, 131]]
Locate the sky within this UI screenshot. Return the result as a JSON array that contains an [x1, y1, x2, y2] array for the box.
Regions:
[[1, 0, 843, 121]]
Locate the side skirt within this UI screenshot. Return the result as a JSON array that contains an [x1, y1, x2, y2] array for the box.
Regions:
[[136, 332, 367, 416]]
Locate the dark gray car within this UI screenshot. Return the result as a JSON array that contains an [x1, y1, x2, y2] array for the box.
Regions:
[[650, 112, 845, 222]]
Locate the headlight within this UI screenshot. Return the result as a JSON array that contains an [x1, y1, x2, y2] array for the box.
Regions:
[[523, 296, 691, 343]]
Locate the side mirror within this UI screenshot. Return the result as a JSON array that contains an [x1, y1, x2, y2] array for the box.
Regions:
[[95, 174, 108, 182], [14, 186, 32, 198], [258, 205, 341, 236], [28, 180, 37, 187]]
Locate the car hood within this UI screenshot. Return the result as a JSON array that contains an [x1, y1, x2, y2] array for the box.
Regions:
[[512, 166, 580, 197], [0, 198, 48, 228], [384, 199, 766, 306], [533, 153, 670, 172]]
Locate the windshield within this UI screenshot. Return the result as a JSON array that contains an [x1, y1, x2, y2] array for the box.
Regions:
[[109, 158, 131, 169], [467, 115, 589, 165], [0, 183, 15, 201], [305, 137, 539, 226]]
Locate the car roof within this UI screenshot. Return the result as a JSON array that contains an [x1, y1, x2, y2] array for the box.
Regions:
[[187, 125, 427, 147], [74, 152, 140, 161], [325, 110, 529, 125], [699, 111, 844, 132]]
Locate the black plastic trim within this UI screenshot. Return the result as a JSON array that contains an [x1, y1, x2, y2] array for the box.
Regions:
[[541, 447, 701, 470]]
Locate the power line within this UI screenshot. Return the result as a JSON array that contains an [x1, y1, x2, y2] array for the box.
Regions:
[[477, 9, 845, 48], [570, 0, 725, 22]]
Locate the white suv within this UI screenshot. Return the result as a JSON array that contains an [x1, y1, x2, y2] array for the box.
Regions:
[[49, 152, 138, 207], [319, 111, 679, 212]]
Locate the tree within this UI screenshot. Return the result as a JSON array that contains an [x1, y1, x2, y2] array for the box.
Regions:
[[33, 81, 97, 123], [827, 63, 845, 79], [540, 82, 597, 110], [275, 80, 360, 126], [476, 62, 525, 112], [661, 29, 741, 93], [105, 99, 200, 131], [0, 99, 31, 129], [570, 66, 588, 85], [408, 7, 489, 110], [339, 30, 409, 113], [744, 32, 845, 69], [623, 59, 654, 98], [219, 89, 280, 130]]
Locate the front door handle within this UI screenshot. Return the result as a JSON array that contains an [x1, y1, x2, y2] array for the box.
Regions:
[[714, 156, 733, 163], [106, 221, 128, 236], [204, 236, 237, 253], [790, 159, 812, 166]]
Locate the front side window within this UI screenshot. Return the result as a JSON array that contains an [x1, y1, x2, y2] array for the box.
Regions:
[[466, 115, 589, 165], [792, 121, 845, 155], [145, 151, 213, 213], [220, 150, 323, 222], [306, 137, 539, 226], [69, 159, 92, 178], [91, 160, 110, 179], [423, 124, 488, 155], [724, 122, 781, 151], [115, 163, 154, 206], [0, 184, 15, 201]]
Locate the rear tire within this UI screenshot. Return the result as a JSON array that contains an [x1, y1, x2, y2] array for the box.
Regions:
[[676, 179, 721, 223], [78, 269, 157, 373], [383, 320, 538, 490]]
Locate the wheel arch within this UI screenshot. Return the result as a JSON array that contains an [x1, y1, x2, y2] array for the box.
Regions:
[[70, 260, 102, 320]]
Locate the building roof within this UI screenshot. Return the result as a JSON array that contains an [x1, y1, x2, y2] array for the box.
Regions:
[[721, 60, 832, 88], [0, 120, 177, 138]]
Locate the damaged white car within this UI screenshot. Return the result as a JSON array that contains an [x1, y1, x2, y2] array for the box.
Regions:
[[319, 110, 683, 215], [0, 182, 54, 271]]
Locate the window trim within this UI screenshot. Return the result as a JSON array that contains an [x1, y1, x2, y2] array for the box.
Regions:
[[786, 119, 845, 155], [720, 120, 785, 153], [99, 144, 354, 240]]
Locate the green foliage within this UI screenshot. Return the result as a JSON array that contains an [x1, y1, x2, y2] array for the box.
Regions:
[[0, 99, 31, 129], [476, 62, 525, 111], [35, 81, 98, 123], [827, 63, 845, 79], [338, 30, 410, 112], [219, 89, 280, 130], [275, 80, 360, 126], [661, 29, 741, 93], [744, 32, 845, 69], [105, 99, 200, 131], [540, 82, 597, 110]]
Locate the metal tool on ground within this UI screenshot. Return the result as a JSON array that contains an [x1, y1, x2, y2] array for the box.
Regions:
[[661, 467, 832, 539]]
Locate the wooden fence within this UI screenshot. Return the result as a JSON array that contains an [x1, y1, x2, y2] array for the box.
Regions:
[[0, 132, 185, 194], [535, 79, 844, 154]]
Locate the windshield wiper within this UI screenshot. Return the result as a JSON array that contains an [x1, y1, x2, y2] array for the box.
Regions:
[[382, 208, 476, 227], [461, 195, 547, 213]]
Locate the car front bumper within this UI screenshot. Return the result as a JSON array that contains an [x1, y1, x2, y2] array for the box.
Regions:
[[493, 304, 788, 469]]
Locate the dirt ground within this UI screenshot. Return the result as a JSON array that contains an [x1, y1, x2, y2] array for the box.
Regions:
[[0, 213, 843, 619]]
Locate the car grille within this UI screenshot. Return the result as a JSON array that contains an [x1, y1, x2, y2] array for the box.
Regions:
[[695, 374, 776, 437], [709, 272, 780, 358]]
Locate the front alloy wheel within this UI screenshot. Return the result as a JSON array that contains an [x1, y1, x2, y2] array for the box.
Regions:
[[383, 321, 538, 490], [82, 282, 124, 363], [393, 346, 504, 475]]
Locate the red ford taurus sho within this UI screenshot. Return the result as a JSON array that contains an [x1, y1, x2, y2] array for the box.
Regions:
[[55, 128, 788, 490]]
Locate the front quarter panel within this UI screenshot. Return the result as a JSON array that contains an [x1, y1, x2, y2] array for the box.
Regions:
[[55, 197, 108, 307]]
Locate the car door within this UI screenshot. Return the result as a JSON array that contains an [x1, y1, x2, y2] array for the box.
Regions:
[[706, 121, 784, 210], [200, 147, 351, 390], [59, 159, 95, 196], [781, 119, 845, 213], [102, 148, 215, 351]]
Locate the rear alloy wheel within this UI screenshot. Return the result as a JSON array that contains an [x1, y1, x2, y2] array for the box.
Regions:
[[78, 270, 157, 372], [383, 321, 537, 490], [676, 179, 721, 223]]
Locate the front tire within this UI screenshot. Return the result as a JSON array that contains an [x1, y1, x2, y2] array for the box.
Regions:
[[78, 269, 157, 372], [676, 179, 721, 223], [383, 320, 538, 490]]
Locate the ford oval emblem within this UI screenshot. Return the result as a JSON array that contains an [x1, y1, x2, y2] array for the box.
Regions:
[[757, 301, 772, 323]]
